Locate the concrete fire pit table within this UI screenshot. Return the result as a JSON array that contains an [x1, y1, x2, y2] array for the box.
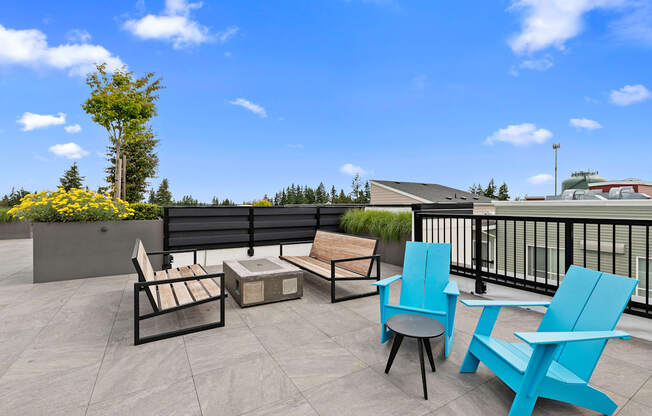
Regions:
[[223, 257, 303, 307]]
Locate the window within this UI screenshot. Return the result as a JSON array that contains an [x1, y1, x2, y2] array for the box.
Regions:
[[636, 257, 652, 293], [527, 246, 564, 279]]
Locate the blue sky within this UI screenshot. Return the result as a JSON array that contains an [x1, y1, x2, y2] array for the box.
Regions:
[[1, 0, 651, 202]]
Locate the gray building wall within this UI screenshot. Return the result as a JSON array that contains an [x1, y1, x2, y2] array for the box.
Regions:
[[370, 182, 423, 205], [493, 201, 652, 299]]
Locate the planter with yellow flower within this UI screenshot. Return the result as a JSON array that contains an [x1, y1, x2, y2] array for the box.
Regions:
[[8, 188, 163, 283]]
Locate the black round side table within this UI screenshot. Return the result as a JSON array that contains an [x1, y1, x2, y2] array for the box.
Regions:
[[384, 314, 445, 400]]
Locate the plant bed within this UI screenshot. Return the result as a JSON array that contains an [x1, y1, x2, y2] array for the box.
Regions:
[[340, 208, 411, 266], [33, 220, 163, 283]]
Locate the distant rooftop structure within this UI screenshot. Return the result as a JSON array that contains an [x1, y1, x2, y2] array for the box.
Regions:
[[369, 180, 491, 205], [561, 170, 606, 192]]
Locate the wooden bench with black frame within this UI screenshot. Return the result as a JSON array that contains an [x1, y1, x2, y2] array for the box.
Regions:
[[280, 230, 381, 303], [131, 239, 226, 345]]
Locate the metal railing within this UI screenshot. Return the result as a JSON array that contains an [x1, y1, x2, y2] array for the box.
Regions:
[[413, 212, 652, 318]]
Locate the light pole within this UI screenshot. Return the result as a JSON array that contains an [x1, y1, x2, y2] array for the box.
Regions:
[[552, 143, 561, 195]]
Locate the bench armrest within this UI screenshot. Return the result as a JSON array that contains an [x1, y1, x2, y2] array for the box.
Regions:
[[461, 300, 551, 308], [443, 281, 459, 296], [279, 240, 314, 256], [135, 272, 225, 287], [515, 330, 630, 345], [373, 274, 402, 287]]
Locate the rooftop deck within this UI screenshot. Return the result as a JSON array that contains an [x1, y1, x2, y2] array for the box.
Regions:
[[1, 238, 651, 416]]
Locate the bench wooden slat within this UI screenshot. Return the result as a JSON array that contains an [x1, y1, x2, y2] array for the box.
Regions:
[[154, 270, 178, 310], [282, 255, 361, 278], [309, 231, 376, 275], [179, 266, 210, 301], [189, 264, 222, 297], [166, 268, 194, 306]]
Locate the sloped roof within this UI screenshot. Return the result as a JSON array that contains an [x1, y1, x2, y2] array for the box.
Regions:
[[370, 180, 491, 203]]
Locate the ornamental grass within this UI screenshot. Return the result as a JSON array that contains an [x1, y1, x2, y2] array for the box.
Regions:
[[340, 208, 412, 242], [8, 188, 135, 222]]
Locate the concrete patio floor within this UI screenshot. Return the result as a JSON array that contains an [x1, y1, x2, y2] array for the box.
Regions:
[[1, 238, 652, 416]]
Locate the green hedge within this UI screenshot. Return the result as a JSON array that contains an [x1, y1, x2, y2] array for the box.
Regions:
[[130, 203, 161, 220], [340, 209, 411, 242], [0, 207, 15, 223]]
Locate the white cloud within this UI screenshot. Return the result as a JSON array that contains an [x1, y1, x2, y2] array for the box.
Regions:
[[49, 142, 89, 159], [218, 26, 239, 43], [485, 123, 553, 146], [17, 112, 66, 131], [340, 163, 367, 176], [528, 173, 554, 184], [509, 55, 554, 76], [66, 29, 91, 43], [570, 118, 602, 130], [229, 98, 267, 118], [64, 124, 82, 133], [124, 0, 235, 49], [610, 84, 652, 105], [611, 2, 652, 46], [508, 0, 624, 54], [0, 24, 125, 76]]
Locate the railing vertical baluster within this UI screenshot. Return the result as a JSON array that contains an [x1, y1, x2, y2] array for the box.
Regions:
[[597, 223, 601, 271], [628, 224, 632, 278], [450, 218, 453, 264], [545, 221, 548, 291], [504, 219, 507, 283], [474, 217, 485, 293], [513, 220, 516, 281], [456, 217, 459, 267], [437, 218, 440, 242], [646, 226, 649, 314], [612, 224, 616, 274], [414, 213, 423, 242], [464, 218, 467, 268], [583, 222, 587, 267], [564, 221, 574, 274], [523, 220, 527, 287], [533, 221, 537, 289], [556, 221, 560, 287]]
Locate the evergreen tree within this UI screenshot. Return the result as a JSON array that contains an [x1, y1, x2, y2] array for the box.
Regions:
[[152, 178, 173, 205], [0, 187, 32, 207], [363, 181, 371, 203], [497, 182, 510, 201], [315, 182, 327, 203], [177, 195, 198, 206], [351, 173, 363, 202], [337, 189, 348, 203], [106, 126, 159, 202], [304, 186, 315, 204], [330, 185, 337, 203], [211, 196, 220, 205], [148, 189, 156, 204], [59, 162, 85, 191], [484, 179, 497, 199]]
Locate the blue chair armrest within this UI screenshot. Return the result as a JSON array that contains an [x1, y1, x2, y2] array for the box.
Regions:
[[373, 274, 402, 287], [515, 330, 630, 345], [443, 281, 459, 296], [385, 303, 446, 316], [461, 300, 551, 308]]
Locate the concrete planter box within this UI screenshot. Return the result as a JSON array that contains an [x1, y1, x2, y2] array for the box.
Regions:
[[33, 220, 163, 283], [374, 236, 408, 266], [0, 222, 32, 240]]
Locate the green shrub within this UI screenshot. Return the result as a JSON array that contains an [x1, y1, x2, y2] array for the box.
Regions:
[[340, 209, 412, 242], [0, 207, 15, 223], [130, 203, 161, 220]]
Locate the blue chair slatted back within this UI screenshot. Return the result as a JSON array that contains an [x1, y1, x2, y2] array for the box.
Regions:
[[424, 243, 451, 311], [556, 272, 637, 381], [537, 266, 602, 334], [399, 241, 428, 308]]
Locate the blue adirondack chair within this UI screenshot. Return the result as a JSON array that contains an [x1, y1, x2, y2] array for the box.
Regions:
[[459, 265, 637, 416], [374, 241, 459, 357]]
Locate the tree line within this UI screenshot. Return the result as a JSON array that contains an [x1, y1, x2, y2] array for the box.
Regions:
[[469, 178, 509, 200]]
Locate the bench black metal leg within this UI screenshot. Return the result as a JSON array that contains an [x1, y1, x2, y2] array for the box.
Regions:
[[424, 338, 436, 372], [385, 333, 404, 374], [418, 338, 428, 400]]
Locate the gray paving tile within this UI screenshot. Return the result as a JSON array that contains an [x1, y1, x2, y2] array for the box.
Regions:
[[591, 354, 652, 398], [194, 354, 298, 416], [631, 375, 652, 407], [90, 336, 192, 404], [304, 367, 430, 416], [176, 295, 246, 329], [617, 400, 652, 416], [240, 394, 318, 416], [333, 324, 414, 367], [272, 339, 368, 391], [0, 326, 41, 378], [184, 326, 267, 375], [605, 337, 652, 371], [87, 377, 201, 416], [251, 316, 330, 354], [302, 307, 376, 337], [237, 300, 303, 328]]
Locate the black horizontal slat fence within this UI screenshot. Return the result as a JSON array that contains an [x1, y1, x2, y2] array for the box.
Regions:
[[164, 205, 381, 255]]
